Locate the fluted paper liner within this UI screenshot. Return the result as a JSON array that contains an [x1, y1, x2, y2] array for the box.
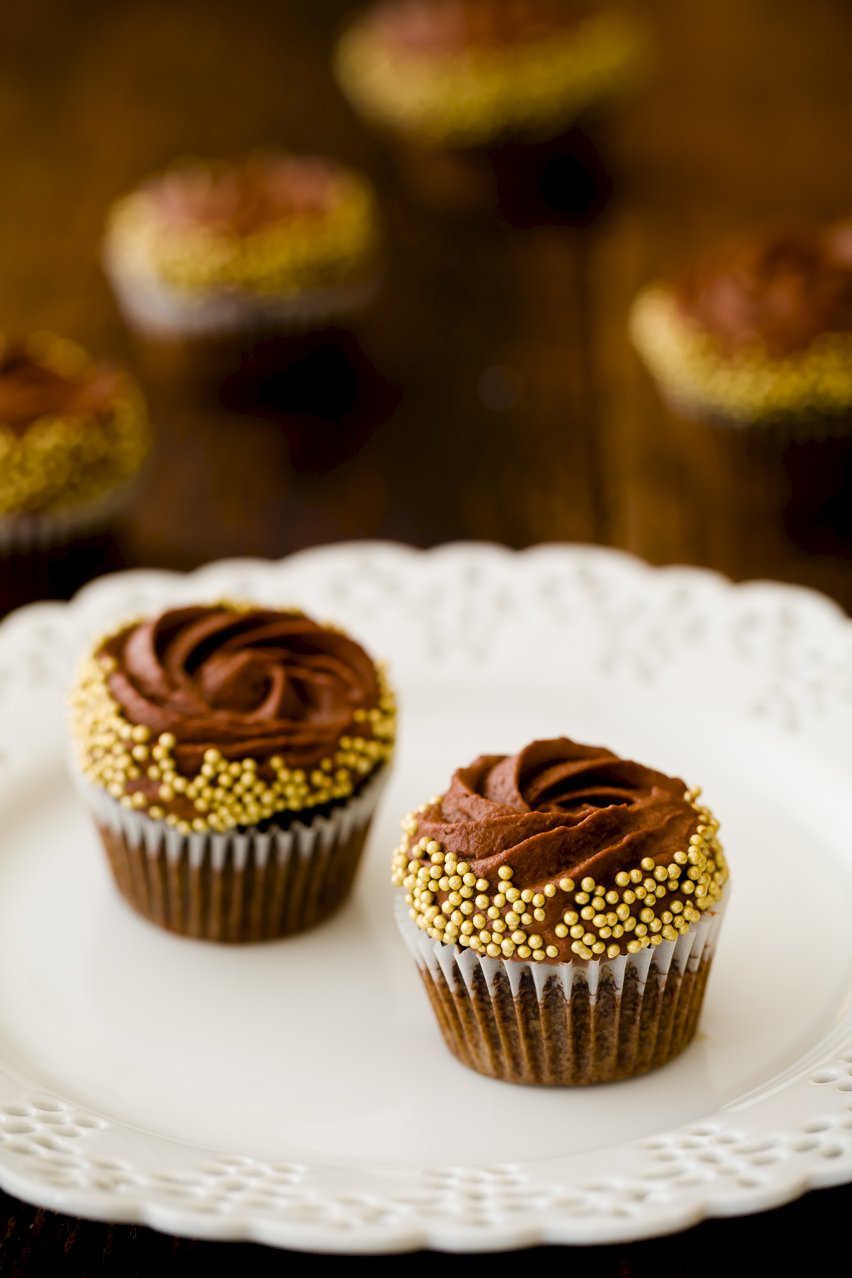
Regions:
[[396, 888, 728, 1085], [78, 767, 387, 943], [664, 401, 852, 532], [104, 255, 382, 339], [0, 479, 137, 554], [0, 483, 136, 609]]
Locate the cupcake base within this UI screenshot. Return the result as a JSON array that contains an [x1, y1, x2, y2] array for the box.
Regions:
[[662, 398, 852, 577], [392, 125, 610, 226], [106, 261, 383, 402], [131, 325, 355, 409], [80, 767, 387, 943], [0, 483, 134, 616], [397, 893, 726, 1085]]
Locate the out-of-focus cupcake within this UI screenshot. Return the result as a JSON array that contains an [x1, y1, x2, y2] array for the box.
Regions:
[[70, 604, 396, 943], [0, 332, 149, 612], [103, 152, 384, 386], [392, 738, 728, 1085], [631, 223, 852, 430], [630, 223, 852, 549], [335, 0, 647, 219]]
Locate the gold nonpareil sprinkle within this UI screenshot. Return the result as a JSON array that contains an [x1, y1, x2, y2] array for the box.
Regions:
[[630, 286, 852, 424], [0, 333, 149, 518], [392, 791, 727, 963], [336, 8, 647, 146], [106, 163, 381, 298], [70, 619, 396, 834]]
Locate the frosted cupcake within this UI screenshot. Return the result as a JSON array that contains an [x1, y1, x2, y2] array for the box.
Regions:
[[630, 222, 852, 430], [393, 738, 728, 1085], [0, 332, 149, 608], [71, 604, 396, 942], [630, 223, 852, 542], [103, 153, 383, 383], [335, 0, 647, 217]]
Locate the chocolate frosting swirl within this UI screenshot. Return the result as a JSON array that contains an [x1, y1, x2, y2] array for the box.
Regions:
[[415, 738, 698, 881], [395, 738, 726, 962], [0, 344, 123, 438], [145, 155, 347, 236], [100, 605, 384, 775], [674, 223, 852, 357], [373, 0, 587, 54]]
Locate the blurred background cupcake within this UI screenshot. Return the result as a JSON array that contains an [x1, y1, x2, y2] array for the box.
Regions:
[[103, 151, 384, 394], [0, 332, 150, 614], [335, 0, 649, 221], [630, 222, 852, 551]]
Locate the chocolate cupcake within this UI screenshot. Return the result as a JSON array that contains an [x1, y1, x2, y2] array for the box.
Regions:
[[102, 152, 383, 385], [0, 333, 149, 610], [335, 0, 647, 218], [392, 738, 728, 1085], [631, 223, 852, 428], [71, 604, 396, 942], [630, 223, 852, 553]]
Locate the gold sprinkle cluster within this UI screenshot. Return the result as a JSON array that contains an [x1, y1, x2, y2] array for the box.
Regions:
[[630, 286, 852, 425], [70, 627, 396, 836], [106, 164, 382, 297], [335, 9, 648, 146], [392, 789, 727, 962], [0, 334, 149, 519]]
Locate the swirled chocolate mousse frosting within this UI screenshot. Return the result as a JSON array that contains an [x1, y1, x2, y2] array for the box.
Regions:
[[105, 154, 381, 299], [372, 0, 587, 55], [143, 156, 346, 236], [674, 223, 852, 358], [0, 343, 124, 437], [71, 605, 396, 834], [336, 0, 646, 148], [0, 333, 149, 519], [392, 738, 727, 961]]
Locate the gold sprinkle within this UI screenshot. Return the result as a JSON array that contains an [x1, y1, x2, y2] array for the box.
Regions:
[[391, 783, 727, 963]]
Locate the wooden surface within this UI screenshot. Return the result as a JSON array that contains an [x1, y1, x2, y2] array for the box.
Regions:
[[1, 0, 852, 1269]]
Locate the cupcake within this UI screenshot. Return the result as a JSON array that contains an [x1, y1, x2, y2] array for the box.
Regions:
[[630, 224, 852, 559], [70, 604, 396, 942], [102, 152, 383, 386], [630, 222, 852, 429], [392, 738, 728, 1085], [335, 0, 647, 219], [0, 332, 149, 610]]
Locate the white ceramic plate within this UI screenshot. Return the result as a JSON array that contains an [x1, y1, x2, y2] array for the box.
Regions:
[[1, 542, 852, 1253]]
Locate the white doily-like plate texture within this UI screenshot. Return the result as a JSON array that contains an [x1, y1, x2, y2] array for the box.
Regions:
[[0, 542, 851, 1252]]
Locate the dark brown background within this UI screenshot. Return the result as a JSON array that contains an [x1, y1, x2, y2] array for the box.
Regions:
[[1, 0, 852, 1270]]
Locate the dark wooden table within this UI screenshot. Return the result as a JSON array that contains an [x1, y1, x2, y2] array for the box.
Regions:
[[1, 0, 851, 1269]]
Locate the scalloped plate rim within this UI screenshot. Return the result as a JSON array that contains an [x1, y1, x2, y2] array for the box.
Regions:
[[0, 540, 850, 1252]]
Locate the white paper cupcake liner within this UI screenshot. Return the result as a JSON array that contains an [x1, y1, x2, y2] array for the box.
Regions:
[[103, 252, 383, 339], [660, 404, 852, 557], [395, 887, 728, 1085], [76, 765, 388, 942], [659, 386, 852, 447], [0, 481, 138, 612], [0, 478, 137, 556]]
